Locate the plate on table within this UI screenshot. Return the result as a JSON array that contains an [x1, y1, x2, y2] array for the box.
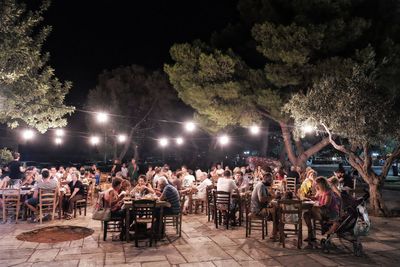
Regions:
[[302, 200, 316, 205]]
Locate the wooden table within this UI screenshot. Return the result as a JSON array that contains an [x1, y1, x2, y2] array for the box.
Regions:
[[122, 198, 170, 242]]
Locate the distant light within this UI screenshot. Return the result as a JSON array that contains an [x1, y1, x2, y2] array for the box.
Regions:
[[90, 136, 100, 145], [244, 151, 250, 155], [96, 112, 109, 123], [301, 124, 314, 134], [159, 137, 169, 147], [117, 134, 127, 143], [250, 125, 260, 135], [176, 137, 184, 145], [372, 152, 379, 157], [22, 129, 35, 140], [184, 121, 196, 132], [218, 135, 230, 146], [55, 137, 63, 145], [55, 129, 65, 137]]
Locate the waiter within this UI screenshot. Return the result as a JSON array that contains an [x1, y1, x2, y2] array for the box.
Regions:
[[8, 152, 25, 186]]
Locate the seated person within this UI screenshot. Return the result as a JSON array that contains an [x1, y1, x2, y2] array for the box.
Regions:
[[304, 177, 340, 242], [104, 177, 125, 218], [21, 167, 36, 187], [183, 171, 212, 214], [25, 169, 59, 222], [335, 168, 354, 189], [130, 175, 154, 197], [216, 170, 239, 225], [234, 171, 249, 192], [298, 169, 317, 200], [154, 177, 181, 234], [63, 171, 85, 219]]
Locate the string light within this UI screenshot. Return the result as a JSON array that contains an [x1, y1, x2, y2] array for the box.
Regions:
[[22, 129, 35, 140], [184, 121, 196, 132], [55, 137, 63, 145], [249, 125, 260, 135], [96, 112, 109, 123], [55, 129, 65, 137], [117, 134, 127, 143], [301, 124, 314, 134], [90, 136, 100, 145], [176, 137, 184, 145], [218, 135, 230, 146], [159, 137, 169, 147]]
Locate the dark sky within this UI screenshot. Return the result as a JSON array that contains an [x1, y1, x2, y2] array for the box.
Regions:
[[42, 0, 239, 106], [20, 0, 241, 163]]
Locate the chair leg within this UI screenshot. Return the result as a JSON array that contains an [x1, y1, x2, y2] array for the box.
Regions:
[[84, 205, 87, 216], [262, 219, 265, 240], [103, 221, 108, 241], [280, 222, 285, 248], [249, 217, 252, 236], [3, 205, 6, 223]]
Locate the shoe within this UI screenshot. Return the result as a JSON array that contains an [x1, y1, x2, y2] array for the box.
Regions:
[[42, 214, 51, 221], [303, 237, 317, 242]]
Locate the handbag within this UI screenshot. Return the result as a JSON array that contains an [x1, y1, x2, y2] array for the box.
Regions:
[[92, 207, 111, 221], [92, 193, 111, 221]]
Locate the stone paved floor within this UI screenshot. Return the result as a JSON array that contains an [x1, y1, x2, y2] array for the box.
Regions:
[[0, 213, 399, 267]]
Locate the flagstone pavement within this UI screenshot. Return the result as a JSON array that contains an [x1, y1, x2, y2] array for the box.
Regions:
[[0, 213, 399, 267]]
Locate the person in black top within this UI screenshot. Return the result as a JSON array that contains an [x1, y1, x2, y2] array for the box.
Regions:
[[63, 171, 85, 218], [111, 159, 122, 177], [7, 152, 25, 185], [287, 165, 301, 184], [335, 168, 353, 189]]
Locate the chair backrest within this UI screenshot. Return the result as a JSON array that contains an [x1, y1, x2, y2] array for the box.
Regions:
[[272, 180, 282, 189], [214, 191, 231, 206], [285, 177, 296, 192], [82, 184, 89, 200], [132, 199, 156, 219], [278, 199, 302, 224], [39, 189, 57, 209], [2, 189, 20, 206], [206, 185, 213, 203]]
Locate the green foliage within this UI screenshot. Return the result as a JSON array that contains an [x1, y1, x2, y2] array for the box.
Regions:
[[284, 48, 400, 146], [165, 42, 281, 133], [166, 0, 400, 138], [0, 148, 13, 165], [0, 0, 73, 133]]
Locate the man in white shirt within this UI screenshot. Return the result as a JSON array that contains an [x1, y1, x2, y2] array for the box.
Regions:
[[182, 170, 195, 188], [216, 170, 239, 225], [217, 170, 238, 194]]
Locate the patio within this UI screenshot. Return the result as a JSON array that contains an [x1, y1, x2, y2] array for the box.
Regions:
[[0, 213, 399, 267]]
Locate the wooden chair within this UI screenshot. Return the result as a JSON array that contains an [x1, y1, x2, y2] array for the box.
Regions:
[[272, 180, 283, 191], [277, 199, 302, 249], [213, 191, 231, 229], [100, 193, 124, 241], [163, 194, 185, 238], [2, 189, 21, 223], [38, 189, 58, 224], [285, 177, 297, 193], [73, 184, 89, 218], [132, 199, 156, 247], [245, 192, 268, 239], [206, 185, 214, 222]]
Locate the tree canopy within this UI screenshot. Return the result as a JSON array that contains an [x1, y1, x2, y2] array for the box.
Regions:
[[86, 65, 188, 160], [0, 0, 73, 133]]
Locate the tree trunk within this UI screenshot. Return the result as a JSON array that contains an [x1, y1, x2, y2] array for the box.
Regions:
[[260, 121, 270, 157], [368, 182, 389, 216]]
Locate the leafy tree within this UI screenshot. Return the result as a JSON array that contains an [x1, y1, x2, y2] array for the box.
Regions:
[[0, 0, 73, 133], [0, 147, 13, 166], [165, 0, 400, 169], [285, 46, 400, 215], [86, 65, 188, 161]]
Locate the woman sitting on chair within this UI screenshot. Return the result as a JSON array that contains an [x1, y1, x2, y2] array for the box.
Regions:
[[63, 171, 85, 219]]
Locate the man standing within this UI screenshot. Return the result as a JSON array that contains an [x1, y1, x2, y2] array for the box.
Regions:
[[8, 152, 25, 186], [128, 158, 139, 185]]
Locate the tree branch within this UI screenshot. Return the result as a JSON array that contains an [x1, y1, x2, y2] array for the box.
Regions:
[[381, 145, 400, 178], [300, 137, 330, 160], [279, 122, 297, 165], [321, 123, 350, 154]]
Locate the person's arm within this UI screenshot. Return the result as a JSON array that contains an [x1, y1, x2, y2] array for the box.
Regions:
[[69, 187, 80, 200], [159, 188, 167, 201], [146, 183, 155, 194]]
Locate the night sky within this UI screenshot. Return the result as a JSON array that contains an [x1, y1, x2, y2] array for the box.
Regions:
[[19, 0, 241, 164], [43, 0, 239, 106]]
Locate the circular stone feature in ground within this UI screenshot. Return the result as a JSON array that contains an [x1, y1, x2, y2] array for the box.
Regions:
[[16, 225, 94, 243]]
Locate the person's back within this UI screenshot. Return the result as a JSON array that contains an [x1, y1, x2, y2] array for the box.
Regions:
[[162, 184, 180, 214], [251, 181, 268, 214], [217, 175, 237, 194]]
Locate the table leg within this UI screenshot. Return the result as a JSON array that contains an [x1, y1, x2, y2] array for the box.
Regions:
[[58, 193, 63, 219], [158, 207, 164, 240], [126, 208, 130, 242]]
